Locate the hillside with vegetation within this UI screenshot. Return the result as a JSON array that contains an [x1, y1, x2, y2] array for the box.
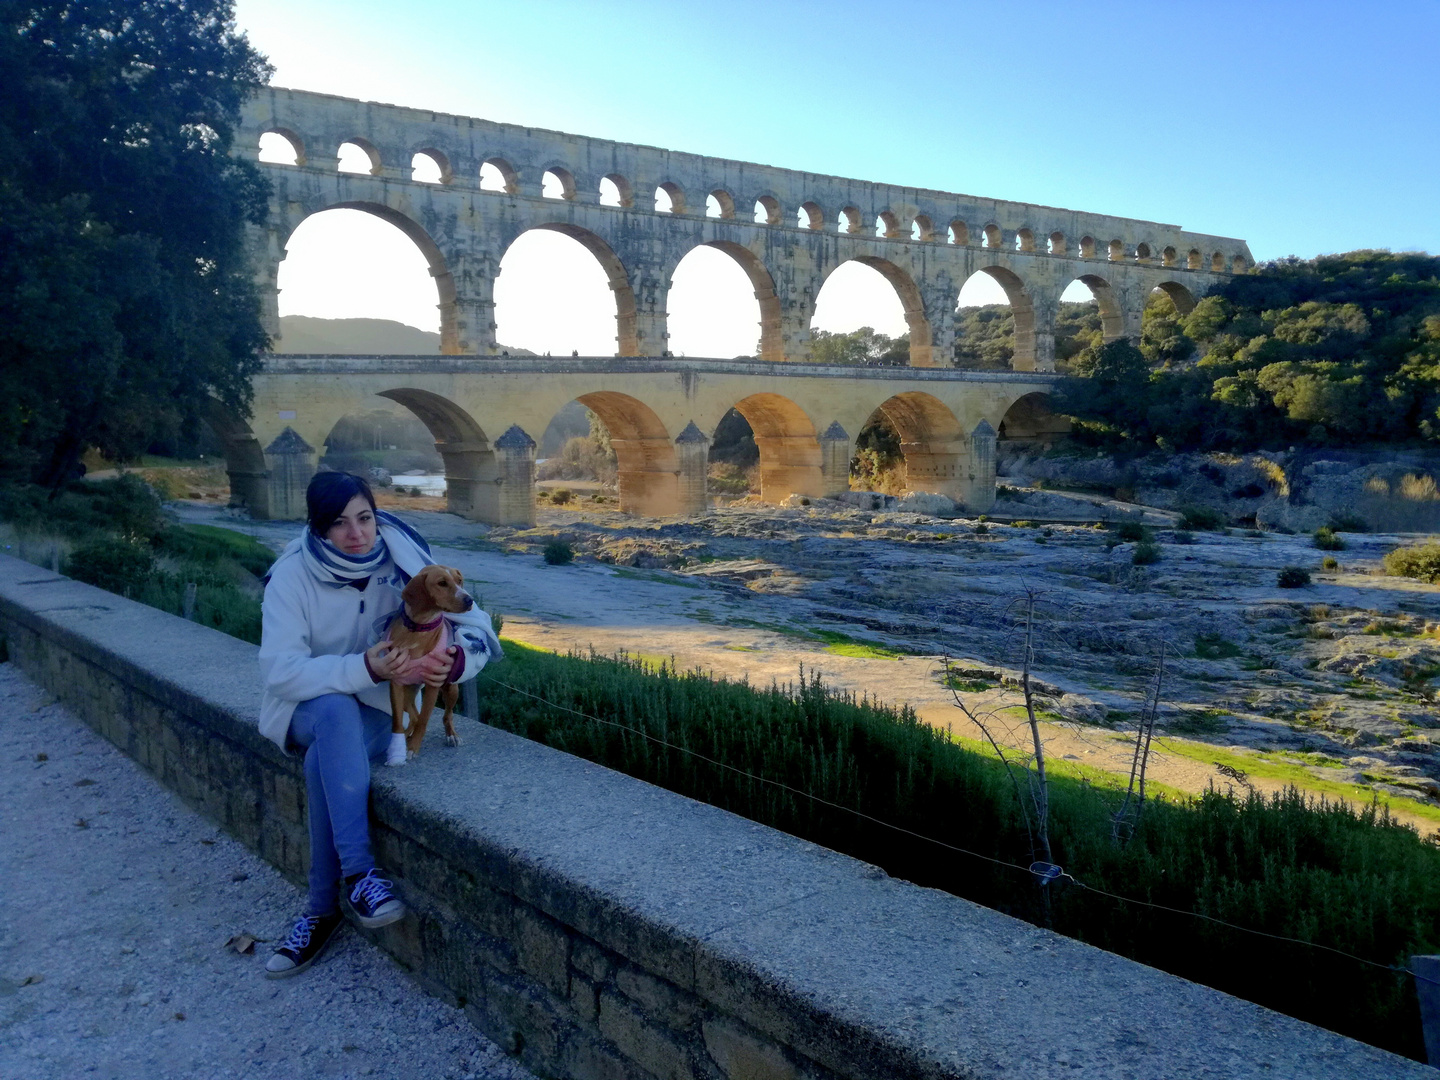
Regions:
[[1059, 251, 1440, 451]]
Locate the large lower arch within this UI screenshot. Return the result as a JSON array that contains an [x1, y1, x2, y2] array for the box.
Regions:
[[203, 399, 276, 518], [501, 223, 639, 355], [726, 393, 822, 502], [998, 391, 1069, 448], [850, 257, 934, 367], [870, 392, 965, 500], [970, 266, 1037, 370], [287, 201, 459, 353], [373, 389, 504, 521], [572, 392, 679, 516]]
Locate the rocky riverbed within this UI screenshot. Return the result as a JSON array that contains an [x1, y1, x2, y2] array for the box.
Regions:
[[174, 493, 1440, 832]]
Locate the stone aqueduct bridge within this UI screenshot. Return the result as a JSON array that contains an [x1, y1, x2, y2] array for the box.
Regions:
[[226, 88, 1253, 523], [231, 356, 1059, 524]]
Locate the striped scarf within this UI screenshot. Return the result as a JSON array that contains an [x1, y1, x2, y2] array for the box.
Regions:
[[279, 509, 433, 588]]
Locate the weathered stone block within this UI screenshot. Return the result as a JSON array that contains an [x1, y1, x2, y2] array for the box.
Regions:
[[272, 771, 305, 824], [571, 936, 620, 985], [703, 1018, 800, 1080], [617, 964, 700, 1032], [469, 970, 566, 1069], [568, 970, 600, 1026], [514, 905, 571, 997], [559, 1029, 635, 1080], [598, 989, 696, 1080]]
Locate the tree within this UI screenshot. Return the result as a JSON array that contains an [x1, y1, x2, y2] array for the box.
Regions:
[[0, 0, 273, 486], [1054, 252, 1440, 451], [809, 326, 908, 366], [1055, 339, 1154, 442]]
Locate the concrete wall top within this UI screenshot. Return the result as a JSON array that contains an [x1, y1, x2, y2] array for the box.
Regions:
[[0, 554, 1426, 1079], [241, 86, 1253, 269]]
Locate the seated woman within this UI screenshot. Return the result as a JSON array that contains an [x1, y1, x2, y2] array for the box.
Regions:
[[256, 471, 501, 978]]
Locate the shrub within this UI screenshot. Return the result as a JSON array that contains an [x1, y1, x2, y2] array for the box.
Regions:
[[0, 476, 166, 541], [1113, 520, 1153, 543], [1383, 542, 1440, 583], [1330, 512, 1368, 533], [971, 523, 989, 535], [1132, 540, 1162, 565], [152, 523, 274, 578], [1178, 505, 1226, 531], [707, 462, 754, 496], [1172, 529, 1195, 545], [549, 487, 574, 505], [1313, 527, 1347, 551], [1195, 632, 1242, 659], [1277, 566, 1312, 588], [64, 538, 155, 593], [1321, 556, 1339, 571], [477, 644, 1440, 1058], [543, 539, 574, 565]]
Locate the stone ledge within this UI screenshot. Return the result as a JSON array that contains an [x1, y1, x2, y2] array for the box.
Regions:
[[0, 553, 1427, 1080], [259, 355, 1066, 383]]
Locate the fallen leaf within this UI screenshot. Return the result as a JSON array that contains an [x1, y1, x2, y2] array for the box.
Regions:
[[199, 838, 215, 845], [73, 778, 95, 787], [224, 934, 256, 955], [231, 872, 248, 882], [174, 1012, 186, 1021], [74, 818, 88, 829], [34, 753, 47, 762], [19, 974, 44, 986]]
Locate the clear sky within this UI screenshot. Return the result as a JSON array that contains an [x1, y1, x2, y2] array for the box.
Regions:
[[235, 0, 1440, 353]]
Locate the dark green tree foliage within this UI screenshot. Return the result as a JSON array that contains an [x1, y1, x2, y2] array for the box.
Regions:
[[808, 326, 909, 366], [952, 304, 1014, 369], [0, 1, 273, 486], [954, 301, 1105, 370], [1058, 252, 1440, 450], [1055, 339, 1153, 440]]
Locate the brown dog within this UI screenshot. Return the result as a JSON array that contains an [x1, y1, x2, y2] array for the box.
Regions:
[[382, 565, 474, 766]]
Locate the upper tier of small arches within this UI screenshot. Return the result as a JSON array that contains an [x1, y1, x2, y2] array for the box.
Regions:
[[255, 129, 1250, 275]]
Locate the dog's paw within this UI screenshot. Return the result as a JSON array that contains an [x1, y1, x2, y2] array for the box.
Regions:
[[445, 733, 461, 748], [385, 732, 408, 767]]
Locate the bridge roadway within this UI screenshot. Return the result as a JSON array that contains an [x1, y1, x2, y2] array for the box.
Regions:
[[217, 356, 1062, 524]]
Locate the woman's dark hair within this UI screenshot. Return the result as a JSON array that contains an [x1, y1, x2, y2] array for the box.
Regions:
[[306, 471, 377, 536]]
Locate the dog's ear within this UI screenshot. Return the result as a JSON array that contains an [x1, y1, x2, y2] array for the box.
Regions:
[[401, 571, 431, 609]]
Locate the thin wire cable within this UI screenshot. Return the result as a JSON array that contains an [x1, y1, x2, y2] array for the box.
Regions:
[[477, 673, 1440, 988]]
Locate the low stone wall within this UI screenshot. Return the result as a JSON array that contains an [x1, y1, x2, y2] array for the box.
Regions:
[[0, 554, 1429, 1080]]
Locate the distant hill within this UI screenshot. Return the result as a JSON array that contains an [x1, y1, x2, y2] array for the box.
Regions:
[[276, 316, 533, 356]]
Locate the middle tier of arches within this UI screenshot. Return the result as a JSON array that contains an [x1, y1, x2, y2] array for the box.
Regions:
[[253, 167, 1211, 370]]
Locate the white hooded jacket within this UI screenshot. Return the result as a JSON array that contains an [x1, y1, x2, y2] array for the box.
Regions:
[[257, 520, 502, 752]]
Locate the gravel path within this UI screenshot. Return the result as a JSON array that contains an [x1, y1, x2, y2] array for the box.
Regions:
[[0, 662, 534, 1080]]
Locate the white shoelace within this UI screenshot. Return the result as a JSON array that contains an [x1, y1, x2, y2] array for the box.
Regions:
[[281, 915, 321, 951], [350, 872, 393, 909]]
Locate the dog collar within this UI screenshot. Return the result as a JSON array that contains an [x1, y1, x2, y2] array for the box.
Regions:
[[400, 611, 445, 632]]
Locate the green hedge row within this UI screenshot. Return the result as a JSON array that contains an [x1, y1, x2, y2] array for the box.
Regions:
[[477, 644, 1440, 1061]]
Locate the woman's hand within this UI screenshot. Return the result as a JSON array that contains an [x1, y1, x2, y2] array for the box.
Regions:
[[410, 645, 457, 688], [365, 640, 410, 682]]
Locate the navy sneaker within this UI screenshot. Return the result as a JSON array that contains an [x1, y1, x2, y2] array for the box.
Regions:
[[345, 868, 406, 929], [264, 912, 343, 979]]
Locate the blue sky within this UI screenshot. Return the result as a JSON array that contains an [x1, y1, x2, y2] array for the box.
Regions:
[[235, 0, 1440, 351]]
